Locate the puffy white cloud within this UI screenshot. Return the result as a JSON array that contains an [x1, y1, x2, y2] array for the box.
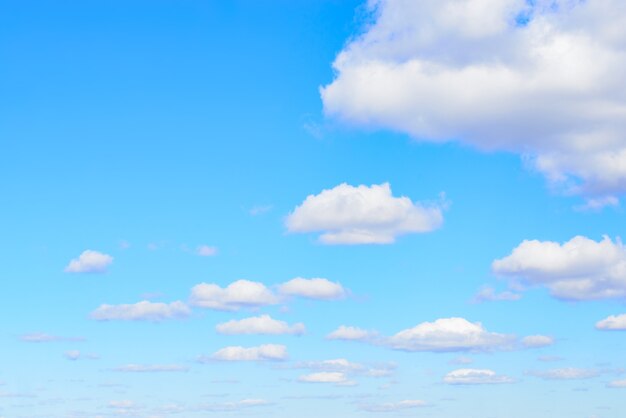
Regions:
[[298, 372, 352, 385], [322, 0, 626, 197], [607, 379, 626, 388], [189, 280, 279, 311], [90, 301, 190, 322], [493, 235, 626, 300], [216, 315, 305, 335], [529, 368, 600, 380], [522, 335, 555, 348], [326, 326, 378, 341], [207, 344, 288, 362], [596, 314, 626, 330], [285, 183, 443, 244], [278, 278, 347, 300], [444, 368, 515, 385], [386, 317, 514, 352], [64, 250, 113, 273], [20, 333, 84, 343], [472, 286, 522, 303], [196, 245, 218, 257], [112, 364, 189, 373], [359, 400, 427, 412]]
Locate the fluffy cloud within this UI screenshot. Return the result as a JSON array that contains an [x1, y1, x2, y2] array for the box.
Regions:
[[386, 317, 514, 352], [493, 235, 626, 300], [90, 301, 190, 322], [285, 183, 443, 244], [278, 278, 347, 300], [529, 368, 600, 380], [216, 315, 305, 335], [206, 344, 288, 362], [322, 0, 626, 198], [444, 368, 515, 385], [326, 326, 378, 341], [112, 364, 189, 373], [359, 400, 427, 412], [596, 314, 626, 330], [522, 335, 555, 348], [64, 250, 113, 273], [472, 286, 522, 303], [298, 372, 353, 385], [189, 280, 279, 311]]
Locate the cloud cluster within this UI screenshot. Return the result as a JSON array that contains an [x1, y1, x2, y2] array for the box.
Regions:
[[444, 368, 515, 385], [90, 301, 190, 322], [493, 235, 626, 300], [64, 250, 113, 273], [322, 0, 626, 198], [190, 278, 348, 310], [205, 344, 288, 362], [216, 315, 305, 336], [286, 183, 443, 244]]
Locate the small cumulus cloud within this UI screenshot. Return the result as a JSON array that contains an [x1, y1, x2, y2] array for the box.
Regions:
[[190, 280, 279, 311], [444, 368, 515, 385], [203, 344, 288, 362], [278, 278, 347, 300], [90, 301, 190, 322], [326, 326, 378, 342], [522, 335, 555, 348], [298, 372, 355, 386], [64, 250, 113, 274], [596, 314, 626, 330], [216, 315, 305, 336], [286, 183, 443, 244]]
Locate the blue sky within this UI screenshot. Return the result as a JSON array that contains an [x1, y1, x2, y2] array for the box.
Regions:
[[2, 1, 626, 417]]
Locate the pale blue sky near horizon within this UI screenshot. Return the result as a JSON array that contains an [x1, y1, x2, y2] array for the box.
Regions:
[[2, 1, 626, 417]]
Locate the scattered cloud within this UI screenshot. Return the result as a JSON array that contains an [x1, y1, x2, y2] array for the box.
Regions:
[[574, 196, 620, 212], [216, 315, 305, 336], [298, 372, 354, 385], [90, 301, 190, 322], [112, 364, 189, 373], [189, 280, 279, 311], [292, 358, 395, 380], [359, 400, 427, 413], [493, 235, 626, 300], [197, 399, 270, 412], [522, 335, 555, 348], [472, 286, 522, 303], [321, 0, 626, 197], [326, 326, 378, 341], [596, 314, 626, 330], [607, 379, 626, 388], [449, 356, 473, 365], [205, 344, 288, 362], [278, 278, 347, 300], [19, 333, 84, 343], [285, 183, 443, 244], [385, 317, 514, 352], [529, 368, 600, 380], [444, 368, 515, 385], [249, 205, 273, 216], [64, 350, 81, 361], [196, 245, 218, 257], [64, 250, 113, 274]]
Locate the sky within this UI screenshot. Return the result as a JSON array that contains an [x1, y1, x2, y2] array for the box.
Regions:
[[1, 0, 626, 417]]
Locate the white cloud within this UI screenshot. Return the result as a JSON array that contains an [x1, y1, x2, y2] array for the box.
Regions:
[[206, 344, 288, 362], [112, 364, 189, 373], [607, 379, 626, 388], [444, 368, 515, 385], [189, 280, 279, 311], [326, 326, 378, 341], [64, 250, 113, 274], [522, 335, 555, 348], [574, 196, 620, 212], [198, 399, 270, 411], [359, 400, 427, 412], [596, 314, 626, 330], [196, 245, 218, 257], [298, 372, 352, 385], [108, 400, 139, 410], [285, 183, 443, 244], [278, 278, 347, 300], [472, 286, 522, 303], [386, 317, 514, 352], [216, 315, 305, 335], [529, 368, 600, 380], [20, 333, 84, 343], [90, 301, 190, 322], [64, 350, 81, 361], [493, 235, 626, 300], [322, 0, 626, 197], [293, 358, 395, 379]]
